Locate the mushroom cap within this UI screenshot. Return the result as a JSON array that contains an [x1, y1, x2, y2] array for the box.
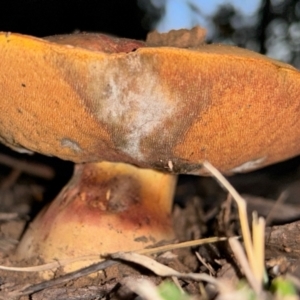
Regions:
[[1, 32, 300, 174]]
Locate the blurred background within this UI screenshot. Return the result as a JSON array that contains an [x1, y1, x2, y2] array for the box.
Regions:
[[1, 0, 300, 223], [1, 0, 300, 65]]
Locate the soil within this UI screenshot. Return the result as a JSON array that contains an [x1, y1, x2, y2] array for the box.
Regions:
[[1, 145, 300, 299]]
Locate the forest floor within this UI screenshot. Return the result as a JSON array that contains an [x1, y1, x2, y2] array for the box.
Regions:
[[1, 144, 300, 299]]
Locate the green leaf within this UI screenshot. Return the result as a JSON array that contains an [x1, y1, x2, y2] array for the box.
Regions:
[[271, 277, 297, 296], [158, 281, 189, 300]]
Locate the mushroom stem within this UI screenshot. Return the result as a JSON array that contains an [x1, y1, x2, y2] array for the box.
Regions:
[[16, 162, 176, 271]]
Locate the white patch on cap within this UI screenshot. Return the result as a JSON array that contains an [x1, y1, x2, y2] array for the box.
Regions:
[[230, 157, 266, 173], [61, 138, 82, 153], [90, 53, 177, 160]]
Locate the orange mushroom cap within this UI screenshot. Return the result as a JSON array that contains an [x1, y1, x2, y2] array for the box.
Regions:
[[0, 32, 300, 175]]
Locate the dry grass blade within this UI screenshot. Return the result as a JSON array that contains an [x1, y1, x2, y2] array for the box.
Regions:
[[195, 252, 216, 276], [203, 161, 265, 292], [0, 153, 54, 179], [10, 259, 117, 297], [252, 212, 266, 285], [0, 212, 19, 221], [0, 237, 228, 272], [171, 276, 185, 294], [112, 251, 182, 276], [203, 162, 254, 268], [138, 237, 228, 255], [111, 252, 224, 288], [228, 237, 261, 294], [265, 190, 288, 226], [0, 255, 101, 272]]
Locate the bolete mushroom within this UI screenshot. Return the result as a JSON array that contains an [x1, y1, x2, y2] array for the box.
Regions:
[[0, 30, 300, 272]]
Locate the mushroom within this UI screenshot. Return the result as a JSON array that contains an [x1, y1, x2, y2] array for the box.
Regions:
[[17, 162, 177, 273], [1, 30, 300, 272], [2, 32, 177, 270]]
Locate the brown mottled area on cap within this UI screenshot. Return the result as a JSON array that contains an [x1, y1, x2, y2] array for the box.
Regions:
[[45, 33, 145, 53], [146, 26, 206, 48]]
